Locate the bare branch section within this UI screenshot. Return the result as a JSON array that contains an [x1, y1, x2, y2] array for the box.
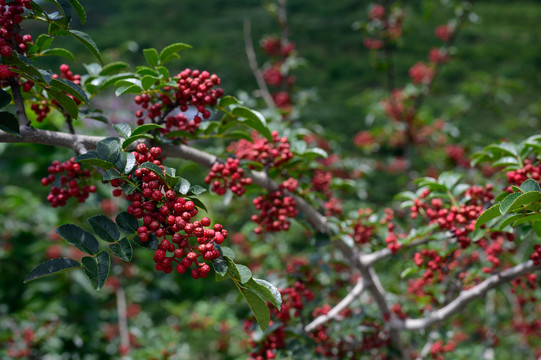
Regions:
[[243, 19, 277, 111], [305, 279, 365, 332], [393, 260, 541, 331]]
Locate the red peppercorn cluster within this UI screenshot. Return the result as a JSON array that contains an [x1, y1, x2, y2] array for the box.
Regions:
[[311, 170, 332, 193], [41, 158, 96, 207], [362, 4, 405, 51], [228, 130, 293, 170], [351, 208, 375, 245], [247, 282, 314, 360], [408, 62, 435, 85], [204, 158, 252, 196], [110, 143, 228, 279], [391, 303, 407, 319], [0, 0, 33, 59], [506, 159, 541, 187], [430, 339, 456, 360], [476, 231, 514, 273], [410, 185, 494, 248], [133, 69, 224, 135], [434, 24, 453, 42], [530, 244, 541, 266], [251, 190, 298, 234]]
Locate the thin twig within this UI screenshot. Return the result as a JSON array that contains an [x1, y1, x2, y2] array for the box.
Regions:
[[8, 77, 30, 126], [243, 19, 277, 111]]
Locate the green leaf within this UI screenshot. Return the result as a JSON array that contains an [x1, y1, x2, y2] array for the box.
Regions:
[[99, 61, 129, 76], [0, 89, 11, 108], [99, 72, 135, 89], [220, 246, 235, 260], [438, 172, 463, 190], [189, 197, 208, 212], [68, 0, 86, 25], [239, 286, 271, 331], [81, 252, 110, 290], [113, 123, 132, 138], [475, 203, 502, 230], [500, 191, 541, 214], [232, 106, 272, 141], [520, 179, 541, 193], [485, 142, 519, 157], [50, 78, 89, 103], [24, 258, 80, 283], [133, 233, 159, 250], [189, 185, 207, 196], [415, 177, 448, 192], [124, 152, 136, 174], [212, 257, 228, 278], [247, 278, 282, 310], [218, 95, 240, 108], [141, 75, 160, 90], [175, 177, 191, 195], [164, 166, 179, 187], [156, 66, 170, 79], [116, 212, 139, 234], [498, 214, 526, 231], [35, 34, 54, 51], [121, 182, 138, 195], [115, 84, 143, 96], [131, 123, 164, 137], [143, 48, 159, 67], [41, 48, 75, 61], [88, 215, 120, 243], [53, 0, 72, 24], [46, 89, 79, 118], [55, 224, 99, 255], [109, 238, 133, 262], [140, 162, 167, 184], [226, 258, 252, 284], [0, 112, 20, 136], [74, 151, 114, 169], [102, 168, 122, 181], [513, 213, 541, 227], [159, 42, 191, 64], [122, 133, 153, 149], [97, 137, 121, 163], [67, 30, 102, 63], [492, 156, 520, 167], [226, 130, 253, 142]]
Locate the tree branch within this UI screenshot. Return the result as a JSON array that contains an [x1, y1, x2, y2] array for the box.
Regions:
[[392, 260, 541, 331], [304, 278, 365, 332], [8, 77, 30, 126], [243, 19, 277, 111]]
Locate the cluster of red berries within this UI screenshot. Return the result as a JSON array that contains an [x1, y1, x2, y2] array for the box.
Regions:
[[381, 89, 412, 123], [408, 62, 435, 85], [429, 47, 450, 64], [506, 159, 541, 187], [410, 186, 493, 248], [476, 232, 514, 273], [110, 143, 227, 279], [351, 208, 375, 245], [0, 0, 33, 58], [530, 244, 541, 266], [260, 36, 295, 114], [362, 4, 405, 50], [251, 190, 298, 234], [445, 144, 470, 168], [429, 339, 456, 360], [204, 157, 252, 196], [228, 131, 293, 170], [134, 69, 224, 135], [434, 24, 453, 42], [247, 282, 313, 360], [41, 158, 96, 207]]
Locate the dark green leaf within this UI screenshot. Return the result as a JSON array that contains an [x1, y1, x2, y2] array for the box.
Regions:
[[24, 258, 80, 283], [141, 75, 159, 90], [485, 143, 519, 157], [140, 162, 167, 184], [68, 0, 86, 24], [97, 137, 121, 163], [115, 84, 143, 96], [109, 238, 132, 262], [159, 42, 191, 64], [122, 133, 153, 149], [226, 258, 251, 284], [492, 156, 520, 167], [41, 48, 75, 61], [88, 215, 120, 243], [189, 197, 208, 212], [102, 168, 122, 181], [0, 89, 11, 108], [74, 151, 114, 169], [50, 78, 89, 103], [239, 287, 270, 331], [67, 30, 101, 63], [175, 177, 191, 195], [116, 211, 139, 234], [131, 123, 164, 136], [113, 123, 132, 138], [46, 88, 78, 118], [99, 72, 135, 89], [81, 252, 110, 290], [220, 246, 235, 260], [226, 130, 253, 142], [520, 179, 541, 193], [132, 233, 159, 250], [475, 203, 502, 230], [498, 214, 526, 231], [35, 34, 54, 51], [121, 181, 138, 195], [500, 192, 541, 214], [135, 66, 158, 77], [514, 213, 541, 226], [247, 278, 282, 310], [55, 224, 99, 255], [156, 66, 170, 79], [233, 106, 272, 141], [0, 112, 20, 136], [218, 95, 239, 108], [124, 152, 136, 174], [143, 48, 159, 67], [212, 257, 228, 277]]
